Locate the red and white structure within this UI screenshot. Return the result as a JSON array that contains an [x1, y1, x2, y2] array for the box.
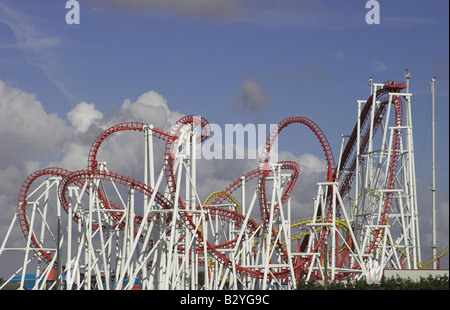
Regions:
[[0, 76, 447, 290]]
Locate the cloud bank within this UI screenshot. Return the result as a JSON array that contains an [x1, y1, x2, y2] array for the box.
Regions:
[[87, 0, 247, 20]]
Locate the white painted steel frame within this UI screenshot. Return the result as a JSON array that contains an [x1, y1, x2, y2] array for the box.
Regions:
[[0, 78, 427, 289]]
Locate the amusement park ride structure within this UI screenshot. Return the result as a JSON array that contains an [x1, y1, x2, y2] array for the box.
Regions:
[[0, 75, 448, 290]]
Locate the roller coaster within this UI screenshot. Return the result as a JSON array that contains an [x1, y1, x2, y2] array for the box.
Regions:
[[0, 76, 448, 290]]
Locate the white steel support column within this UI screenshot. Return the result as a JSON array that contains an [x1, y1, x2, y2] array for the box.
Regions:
[[306, 181, 368, 282], [260, 164, 296, 290], [20, 202, 37, 290]]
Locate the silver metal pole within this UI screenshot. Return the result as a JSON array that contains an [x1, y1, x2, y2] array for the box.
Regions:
[[431, 77, 437, 268]]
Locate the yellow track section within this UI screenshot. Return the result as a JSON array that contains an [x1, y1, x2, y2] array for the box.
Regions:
[[204, 191, 243, 212], [417, 246, 449, 270]]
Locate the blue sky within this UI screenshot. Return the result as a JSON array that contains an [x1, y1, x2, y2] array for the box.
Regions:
[[0, 0, 448, 272], [1, 1, 448, 144]]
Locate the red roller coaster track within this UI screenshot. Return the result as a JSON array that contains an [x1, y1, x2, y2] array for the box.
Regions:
[[16, 81, 407, 283]]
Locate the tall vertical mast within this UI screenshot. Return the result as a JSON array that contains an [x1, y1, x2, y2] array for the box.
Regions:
[[431, 77, 437, 268]]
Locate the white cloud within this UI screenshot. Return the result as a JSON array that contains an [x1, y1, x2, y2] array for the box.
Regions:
[[60, 90, 183, 173], [87, 0, 247, 20], [234, 78, 271, 114], [67, 101, 104, 133], [0, 80, 68, 167], [0, 80, 179, 187], [48, 143, 90, 172], [86, 0, 336, 29], [120, 90, 183, 127], [278, 150, 326, 175]]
